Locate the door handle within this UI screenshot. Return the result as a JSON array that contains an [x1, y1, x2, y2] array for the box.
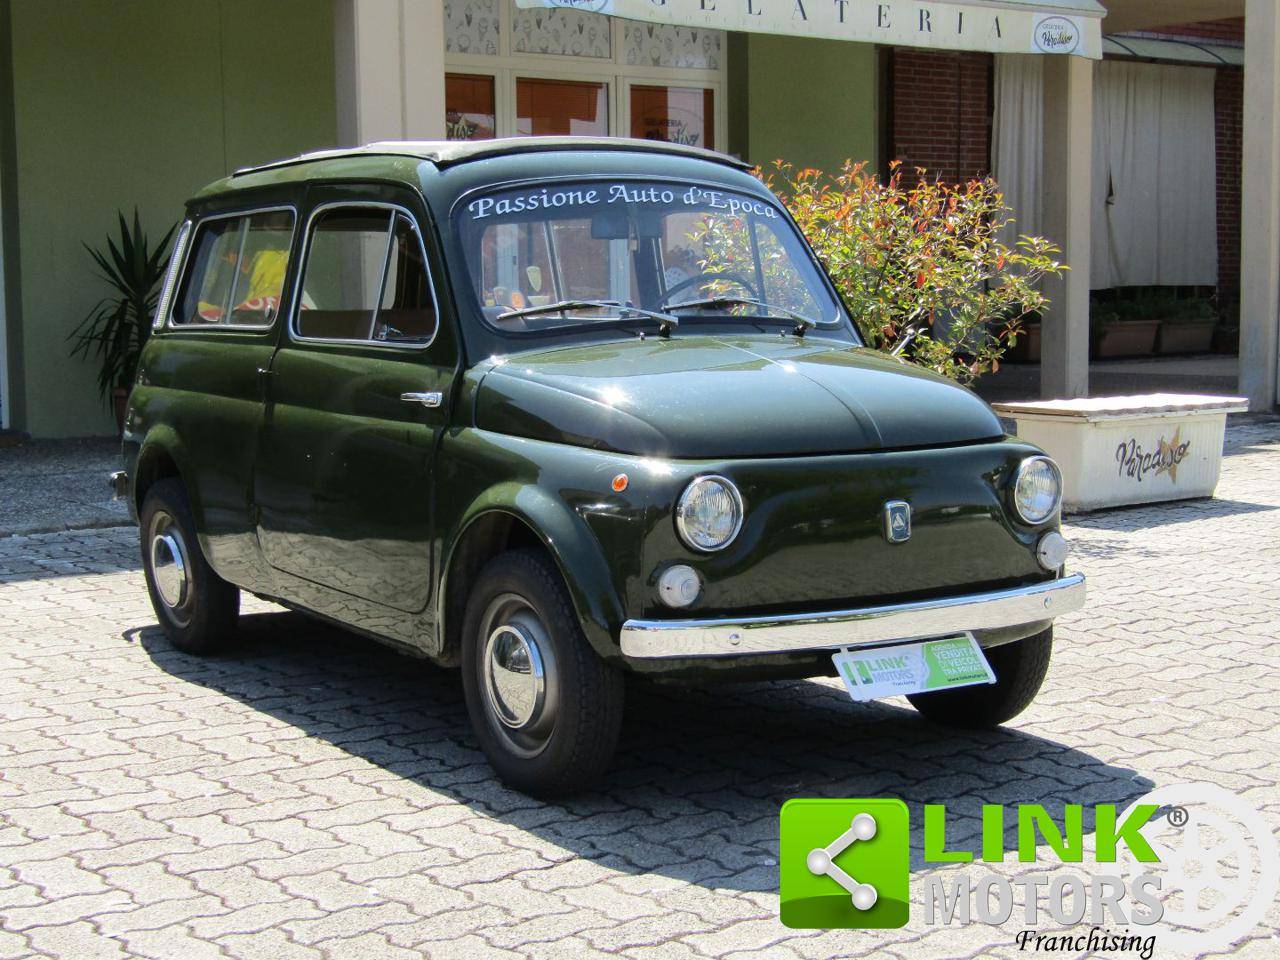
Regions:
[[401, 391, 444, 408]]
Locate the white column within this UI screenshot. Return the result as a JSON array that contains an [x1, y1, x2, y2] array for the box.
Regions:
[[1039, 54, 1093, 400], [1240, 0, 1280, 410], [333, 0, 446, 145]]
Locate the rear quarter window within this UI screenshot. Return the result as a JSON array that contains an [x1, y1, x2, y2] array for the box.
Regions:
[[172, 210, 295, 328]]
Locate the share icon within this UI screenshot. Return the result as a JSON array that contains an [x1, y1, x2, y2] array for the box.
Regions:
[[805, 812, 879, 910]]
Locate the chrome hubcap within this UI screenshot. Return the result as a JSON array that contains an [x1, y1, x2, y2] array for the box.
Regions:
[[484, 624, 545, 729], [478, 594, 559, 758], [147, 512, 192, 626], [152, 531, 187, 608]]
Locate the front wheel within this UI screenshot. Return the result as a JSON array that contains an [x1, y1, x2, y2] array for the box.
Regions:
[[907, 628, 1053, 728], [460, 550, 624, 797], [139, 478, 240, 655]]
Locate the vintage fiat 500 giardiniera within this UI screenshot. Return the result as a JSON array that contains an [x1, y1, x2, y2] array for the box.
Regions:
[[117, 138, 1085, 795]]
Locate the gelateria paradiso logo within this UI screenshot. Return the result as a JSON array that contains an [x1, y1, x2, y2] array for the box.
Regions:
[[779, 783, 1278, 955], [1116, 427, 1192, 483]]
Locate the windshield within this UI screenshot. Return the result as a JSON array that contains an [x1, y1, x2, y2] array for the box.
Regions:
[[454, 179, 852, 337]]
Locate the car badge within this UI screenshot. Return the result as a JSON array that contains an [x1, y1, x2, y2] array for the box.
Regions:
[[883, 501, 911, 544]]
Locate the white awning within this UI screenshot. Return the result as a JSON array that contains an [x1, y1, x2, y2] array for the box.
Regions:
[[514, 0, 1105, 58]]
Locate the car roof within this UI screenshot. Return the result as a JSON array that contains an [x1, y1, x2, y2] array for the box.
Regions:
[[191, 137, 757, 207], [235, 137, 750, 176]]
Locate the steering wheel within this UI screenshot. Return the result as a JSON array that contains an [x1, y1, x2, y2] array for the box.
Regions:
[[664, 271, 760, 303]]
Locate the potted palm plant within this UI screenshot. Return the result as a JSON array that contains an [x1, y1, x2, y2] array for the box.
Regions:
[[68, 211, 175, 433]]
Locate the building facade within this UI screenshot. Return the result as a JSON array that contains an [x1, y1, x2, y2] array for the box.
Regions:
[[0, 0, 1270, 439]]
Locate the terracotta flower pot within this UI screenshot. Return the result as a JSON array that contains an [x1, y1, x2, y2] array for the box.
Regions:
[[1157, 322, 1215, 355], [1213, 326, 1240, 354], [1093, 320, 1160, 359]]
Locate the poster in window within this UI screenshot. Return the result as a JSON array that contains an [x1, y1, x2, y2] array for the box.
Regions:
[[630, 85, 713, 150], [446, 73, 496, 141]]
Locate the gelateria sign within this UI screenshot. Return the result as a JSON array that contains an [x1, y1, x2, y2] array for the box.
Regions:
[[514, 0, 1104, 58]]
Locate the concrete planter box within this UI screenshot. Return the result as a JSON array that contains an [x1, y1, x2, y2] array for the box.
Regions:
[[993, 394, 1248, 512]]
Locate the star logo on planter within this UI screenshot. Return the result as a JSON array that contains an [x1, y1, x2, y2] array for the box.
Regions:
[[1156, 427, 1187, 482]]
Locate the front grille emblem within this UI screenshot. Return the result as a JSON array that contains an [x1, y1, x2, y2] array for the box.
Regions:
[[883, 501, 911, 544]]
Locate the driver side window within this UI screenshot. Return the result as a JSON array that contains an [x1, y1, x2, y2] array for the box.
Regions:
[[295, 206, 438, 344]]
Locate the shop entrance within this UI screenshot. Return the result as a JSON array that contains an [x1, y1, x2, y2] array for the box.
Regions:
[[442, 0, 725, 148]]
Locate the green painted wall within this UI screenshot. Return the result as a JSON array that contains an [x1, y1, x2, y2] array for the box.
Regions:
[[728, 34, 878, 177], [9, 0, 337, 437]]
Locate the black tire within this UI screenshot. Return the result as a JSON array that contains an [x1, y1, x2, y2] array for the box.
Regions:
[[460, 549, 624, 797], [907, 628, 1053, 728], [139, 478, 240, 655]]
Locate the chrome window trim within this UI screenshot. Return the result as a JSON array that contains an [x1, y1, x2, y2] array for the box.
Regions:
[[674, 474, 744, 553], [287, 200, 441, 351], [152, 219, 192, 330], [166, 205, 299, 332], [619, 573, 1087, 660]]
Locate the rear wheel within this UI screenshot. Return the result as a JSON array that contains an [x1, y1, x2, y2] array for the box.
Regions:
[[139, 478, 240, 655], [907, 628, 1053, 728], [461, 550, 624, 796]]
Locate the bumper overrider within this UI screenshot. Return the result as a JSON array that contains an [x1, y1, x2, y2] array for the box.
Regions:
[[619, 573, 1085, 659]]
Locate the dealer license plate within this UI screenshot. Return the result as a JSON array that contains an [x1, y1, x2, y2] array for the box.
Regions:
[[832, 634, 996, 703]]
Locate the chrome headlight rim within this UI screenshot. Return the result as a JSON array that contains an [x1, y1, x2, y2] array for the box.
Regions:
[[1011, 455, 1063, 526], [675, 474, 744, 553]]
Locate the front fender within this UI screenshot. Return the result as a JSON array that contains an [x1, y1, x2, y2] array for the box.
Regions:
[[436, 430, 651, 662]]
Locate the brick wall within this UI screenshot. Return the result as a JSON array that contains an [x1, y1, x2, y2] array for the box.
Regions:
[[888, 49, 992, 185], [1215, 66, 1243, 313]]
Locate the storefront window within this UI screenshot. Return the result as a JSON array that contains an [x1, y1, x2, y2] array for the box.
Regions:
[[622, 23, 722, 69], [511, 5, 611, 58], [629, 85, 714, 150], [444, 0, 500, 55], [516, 78, 608, 136], [446, 73, 497, 141]]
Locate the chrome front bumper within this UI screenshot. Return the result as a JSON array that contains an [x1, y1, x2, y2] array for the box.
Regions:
[[619, 573, 1086, 659]]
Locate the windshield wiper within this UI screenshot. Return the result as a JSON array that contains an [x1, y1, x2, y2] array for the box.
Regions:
[[497, 299, 680, 336], [658, 295, 829, 335]]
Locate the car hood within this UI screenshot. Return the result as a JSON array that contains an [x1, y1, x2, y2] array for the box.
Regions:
[[473, 335, 1004, 458]]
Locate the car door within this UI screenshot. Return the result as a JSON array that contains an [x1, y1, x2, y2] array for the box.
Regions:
[[253, 186, 456, 615], [151, 204, 298, 587]]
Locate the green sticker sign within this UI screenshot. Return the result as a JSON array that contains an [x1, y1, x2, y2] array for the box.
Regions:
[[832, 634, 996, 702]]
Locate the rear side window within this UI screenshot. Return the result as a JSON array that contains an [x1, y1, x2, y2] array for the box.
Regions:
[[295, 207, 437, 344], [172, 210, 294, 327]]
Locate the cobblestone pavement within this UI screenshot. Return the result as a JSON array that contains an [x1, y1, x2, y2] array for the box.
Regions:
[[2, 420, 1279, 960], [0, 438, 128, 537]]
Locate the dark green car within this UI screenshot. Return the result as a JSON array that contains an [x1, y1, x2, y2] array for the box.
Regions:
[[117, 138, 1084, 795]]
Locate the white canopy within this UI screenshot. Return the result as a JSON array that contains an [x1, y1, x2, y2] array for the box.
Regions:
[[513, 0, 1105, 58]]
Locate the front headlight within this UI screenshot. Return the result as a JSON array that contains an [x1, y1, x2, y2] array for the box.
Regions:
[[1012, 456, 1062, 525], [675, 475, 744, 552]]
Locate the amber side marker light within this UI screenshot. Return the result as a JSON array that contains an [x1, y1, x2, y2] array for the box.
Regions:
[[612, 473, 629, 492]]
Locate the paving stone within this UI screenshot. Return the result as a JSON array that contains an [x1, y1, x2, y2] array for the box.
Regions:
[[2, 419, 1280, 958]]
